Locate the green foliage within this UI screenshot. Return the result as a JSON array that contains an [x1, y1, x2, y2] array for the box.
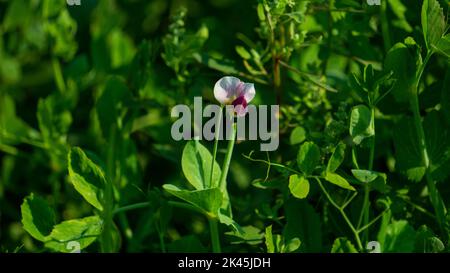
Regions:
[[1, 0, 450, 254], [288, 174, 309, 199], [68, 147, 106, 211], [297, 142, 320, 175], [349, 105, 374, 145]]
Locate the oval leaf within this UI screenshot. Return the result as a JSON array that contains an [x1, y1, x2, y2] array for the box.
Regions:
[[349, 105, 374, 145], [21, 193, 55, 241], [44, 216, 103, 253], [288, 175, 310, 199], [325, 172, 356, 191], [297, 141, 320, 175], [327, 142, 346, 173], [163, 184, 222, 217], [68, 147, 106, 211], [182, 141, 222, 190]]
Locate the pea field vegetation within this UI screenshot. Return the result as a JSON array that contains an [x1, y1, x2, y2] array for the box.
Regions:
[[0, 0, 450, 254]]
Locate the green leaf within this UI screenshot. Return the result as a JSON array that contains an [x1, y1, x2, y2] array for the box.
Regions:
[[108, 30, 136, 68], [394, 111, 450, 182], [288, 175, 310, 199], [414, 225, 445, 253], [424, 111, 450, 182], [349, 105, 374, 145], [383, 220, 416, 253], [181, 141, 221, 190], [290, 126, 306, 145], [218, 211, 244, 235], [68, 147, 106, 211], [331, 237, 358, 253], [351, 169, 387, 193], [21, 194, 55, 241], [44, 216, 103, 253], [297, 141, 320, 175], [327, 142, 346, 172], [433, 34, 450, 58], [384, 41, 421, 103], [283, 238, 301, 253], [351, 169, 379, 183], [224, 226, 264, 246], [283, 199, 322, 252], [442, 69, 450, 125], [265, 225, 282, 253], [0, 94, 41, 146], [162, 184, 222, 217], [235, 46, 251, 60], [388, 0, 413, 32], [421, 0, 445, 51], [325, 172, 356, 191], [393, 117, 426, 182], [96, 76, 132, 139]]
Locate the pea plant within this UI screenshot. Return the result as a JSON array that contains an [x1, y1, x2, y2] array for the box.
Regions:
[[0, 0, 449, 253]]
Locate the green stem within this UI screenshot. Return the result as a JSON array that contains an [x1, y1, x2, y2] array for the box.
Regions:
[[218, 122, 236, 193], [52, 58, 66, 93], [410, 51, 447, 234], [101, 127, 116, 253], [380, 0, 391, 53], [362, 107, 376, 242], [208, 218, 221, 253], [113, 202, 150, 215], [209, 106, 223, 188], [316, 178, 363, 251]]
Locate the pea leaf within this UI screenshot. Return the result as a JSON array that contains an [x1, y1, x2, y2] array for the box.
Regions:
[[394, 111, 450, 182], [235, 46, 251, 60], [297, 141, 320, 175], [181, 141, 221, 190], [414, 225, 445, 253], [162, 184, 222, 217], [68, 147, 106, 211], [432, 34, 450, 58], [327, 142, 346, 172], [351, 169, 387, 193], [384, 40, 421, 103], [44, 216, 103, 253], [265, 225, 283, 253], [349, 105, 374, 145], [288, 174, 310, 199], [325, 172, 356, 191], [382, 220, 416, 253], [21, 194, 55, 241], [331, 237, 358, 253], [421, 0, 445, 51], [283, 199, 322, 252], [96, 76, 132, 139], [218, 211, 244, 235], [289, 126, 306, 145], [351, 169, 379, 183]]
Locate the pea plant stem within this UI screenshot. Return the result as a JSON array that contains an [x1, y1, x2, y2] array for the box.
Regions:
[[219, 122, 236, 192], [102, 127, 117, 253], [209, 106, 223, 188], [208, 218, 221, 253], [315, 178, 363, 251], [411, 50, 447, 234], [52, 57, 66, 93], [209, 116, 237, 253]]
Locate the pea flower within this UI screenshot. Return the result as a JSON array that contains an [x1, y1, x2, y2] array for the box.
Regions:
[[214, 76, 255, 117]]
